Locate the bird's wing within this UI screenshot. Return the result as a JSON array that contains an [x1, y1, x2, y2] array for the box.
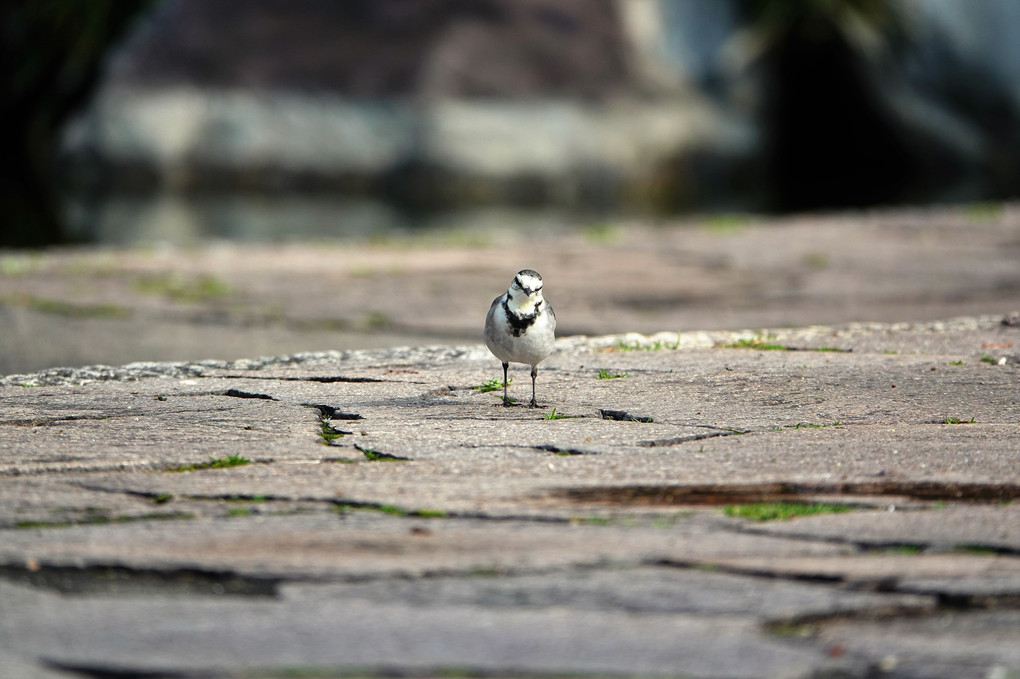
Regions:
[[485, 294, 504, 328]]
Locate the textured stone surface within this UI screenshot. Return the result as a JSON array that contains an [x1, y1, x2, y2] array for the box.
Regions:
[[4, 203, 1020, 374], [1, 314, 1019, 678]]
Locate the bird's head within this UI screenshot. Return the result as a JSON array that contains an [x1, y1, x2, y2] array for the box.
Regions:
[[507, 269, 545, 312]]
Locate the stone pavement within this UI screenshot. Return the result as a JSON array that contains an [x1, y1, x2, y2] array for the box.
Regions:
[[3, 203, 1020, 375], [1, 313, 1019, 679]]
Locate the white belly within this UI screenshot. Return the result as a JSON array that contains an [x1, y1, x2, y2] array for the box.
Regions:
[[484, 298, 556, 366]]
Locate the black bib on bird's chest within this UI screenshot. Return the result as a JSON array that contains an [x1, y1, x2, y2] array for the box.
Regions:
[[503, 295, 540, 338]]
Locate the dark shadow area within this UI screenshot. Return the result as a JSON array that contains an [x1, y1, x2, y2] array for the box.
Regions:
[[0, 2, 154, 248], [5, 0, 1020, 248]]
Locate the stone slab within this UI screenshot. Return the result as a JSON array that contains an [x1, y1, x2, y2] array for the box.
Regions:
[[1, 316, 1019, 678]]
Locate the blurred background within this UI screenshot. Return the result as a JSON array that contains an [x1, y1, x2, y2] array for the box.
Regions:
[[7, 0, 1020, 246], [2, 0, 1019, 373]]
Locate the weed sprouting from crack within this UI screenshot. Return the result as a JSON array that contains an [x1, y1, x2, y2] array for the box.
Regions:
[[597, 369, 628, 379], [951, 544, 1001, 556], [473, 376, 511, 393], [943, 416, 977, 425], [307, 405, 356, 445], [354, 443, 409, 461], [790, 421, 842, 429], [305, 404, 363, 420], [320, 421, 350, 444], [333, 500, 445, 518], [169, 455, 250, 473], [570, 513, 693, 528], [221, 494, 267, 503], [879, 545, 925, 555], [723, 502, 858, 522]]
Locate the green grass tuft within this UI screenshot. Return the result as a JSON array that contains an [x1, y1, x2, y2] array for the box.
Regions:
[[320, 421, 345, 444], [881, 545, 923, 555], [356, 444, 408, 461], [133, 273, 230, 302], [792, 421, 841, 429], [473, 376, 511, 393], [376, 504, 408, 516], [597, 368, 628, 379], [723, 502, 857, 522], [943, 416, 976, 425], [170, 454, 250, 472], [574, 516, 612, 526], [951, 545, 999, 556], [411, 508, 448, 519]]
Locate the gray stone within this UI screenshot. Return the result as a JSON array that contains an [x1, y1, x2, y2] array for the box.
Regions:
[[2, 225, 1020, 678], [0, 581, 861, 679]]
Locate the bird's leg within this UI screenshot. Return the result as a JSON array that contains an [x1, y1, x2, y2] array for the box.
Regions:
[[502, 362, 511, 407], [534, 364, 542, 407]]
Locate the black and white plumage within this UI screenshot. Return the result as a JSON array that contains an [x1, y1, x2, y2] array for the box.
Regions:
[[484, 269, 556, 407]]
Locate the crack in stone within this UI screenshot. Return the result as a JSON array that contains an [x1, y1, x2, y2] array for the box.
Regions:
[[729, 524, 1020, 557], [551, 481, 1020, 505], [654, 557, 1020, 617], [533, 444, 599, 456], [0, 563, 280, 597], [599, 409, 654, 423], [354, 443, 410, 461], [427, 415, 551, 421], [304, 404, 363, 420], [221, 388, 276, 400], [0, 404, 248, 429], [637, 427, 747, 447], [221, 374, 388, 383]]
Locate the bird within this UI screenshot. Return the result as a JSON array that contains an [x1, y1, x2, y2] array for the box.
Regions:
[[484, 269, 556, 407]]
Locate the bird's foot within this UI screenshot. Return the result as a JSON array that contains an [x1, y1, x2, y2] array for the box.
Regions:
[[529, 399, 538, 408]]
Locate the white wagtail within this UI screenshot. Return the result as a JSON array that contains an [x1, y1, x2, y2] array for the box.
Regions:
[[484, 269, 556, 407]]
